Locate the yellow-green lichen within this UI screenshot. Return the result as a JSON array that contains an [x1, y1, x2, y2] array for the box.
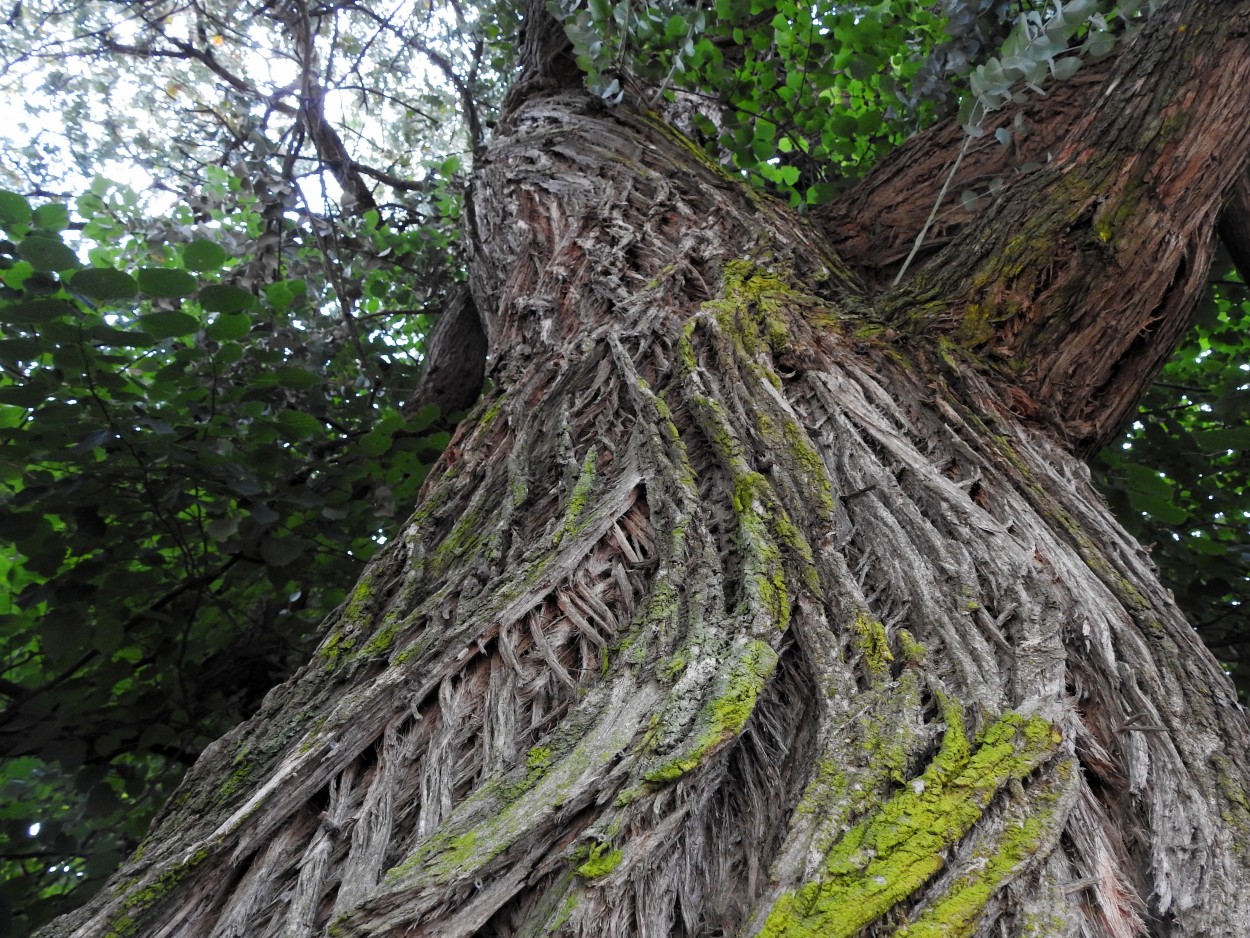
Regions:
[[319, 629, 357, 670], [576, 842, 623, 880], [730, 470, 792, 629], [479, 398, 504, 428], [759, 707, 1060, 938], [555, 449, 598, 545], [895, 760, 1070, 938], [105, 847, 211, 937], [527, 745, 554, 777], [549, 890, 580, 931], [852, 611, 893, 678], [361, 618, 402, 658], [897, 629, 926, 664], [894, 806, 1053, 937], [645, 640, 779, 784]]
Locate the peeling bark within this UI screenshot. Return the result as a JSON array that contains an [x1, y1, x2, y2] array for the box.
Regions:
[[41, 1, 1250, 937]]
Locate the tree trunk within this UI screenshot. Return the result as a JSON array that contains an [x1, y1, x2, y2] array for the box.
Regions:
[[42, 1, 1250, 936]]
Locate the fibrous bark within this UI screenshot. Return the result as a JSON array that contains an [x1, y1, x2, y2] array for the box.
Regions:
[[41, 1, 1250, 936]]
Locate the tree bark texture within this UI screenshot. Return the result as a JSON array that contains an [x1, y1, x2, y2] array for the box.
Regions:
[[42, 1, 1250, 936]]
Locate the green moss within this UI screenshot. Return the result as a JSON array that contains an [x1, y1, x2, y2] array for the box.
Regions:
[[729, 471, 791, 629], [800, 760, 850, 815], [361, 619, 402, 658], [897, 629, 926, 664], [346, 581, 373, 617], [527, 745, 554, 776], [710, 640, 779, 736], [659, 653, 687, 683], [895, 794, 1058, 937], [551, 891, 580, 930], [392, 637, 425, 667], [389, 830, 481, 881], [759, 708, 1060, 938], [105, 847, 211, 936], [645, 640, 779, 784], [511, 477, 528, 508], [1212, 754, 1250, 845], [851, 611, 893, 677], [480, 398, 504, 428], [555, 449, 598, 545], [319, 629, 356, 670], [215, 748, 255, 802], [576, 842, 623, 879], [615, 784, 647, 806], [318, 581, 377, 669], [430, 503, 486, 573], [782, 419, 835, 521]]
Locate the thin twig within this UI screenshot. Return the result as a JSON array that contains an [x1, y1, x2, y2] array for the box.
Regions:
[[893, 132, 973, 287]]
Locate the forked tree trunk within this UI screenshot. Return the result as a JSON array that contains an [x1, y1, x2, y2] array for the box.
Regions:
[[43, 1, 1250, 936]]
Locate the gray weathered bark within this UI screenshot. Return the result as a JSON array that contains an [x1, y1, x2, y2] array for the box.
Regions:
[[40, 0, 1250, 936]]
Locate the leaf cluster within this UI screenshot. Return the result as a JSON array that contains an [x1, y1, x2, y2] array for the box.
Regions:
[[1094, 278, 1250, 695], [556, 0, 949, 205], [0, 179, 458, 932]]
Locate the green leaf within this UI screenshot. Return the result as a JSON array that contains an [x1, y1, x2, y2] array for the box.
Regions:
[[198, 284, 254, 313], [360, 425, 396, 457], [206, 313, 251, 340], [0, 189, 32, 231], [277, 409, 323, 438], [1124, 463, 1174, 500], [1050, 56, 1082, 81], [0, 297, 74, 325], [1, 259, 33, 290], [18, 235, 79, 271], [71, 268, 140, 301], [1193, 427, 1250, 452], [184, 239, 228, 272], [407, 403, 440, 432], [260, 535, 307, 567], [137, 310, 200, 338], [265, 279, 306, 312], [32, 203, 70, 232], [0, 338, 42, 362], [1133, 492, 1190, 525], [0, 384, 49, 407], [206, 515, 240, 542], [274, 366, 319, 390], [137, 268, 197, 299], [85, 323, 155, 348]]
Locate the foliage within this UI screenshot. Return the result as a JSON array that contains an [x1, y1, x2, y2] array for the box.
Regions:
[[557, 0, 951, 204], [551, 0, 1138, 206], [0, 175, 461, 931], [1095, 275, 1250, 692]]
